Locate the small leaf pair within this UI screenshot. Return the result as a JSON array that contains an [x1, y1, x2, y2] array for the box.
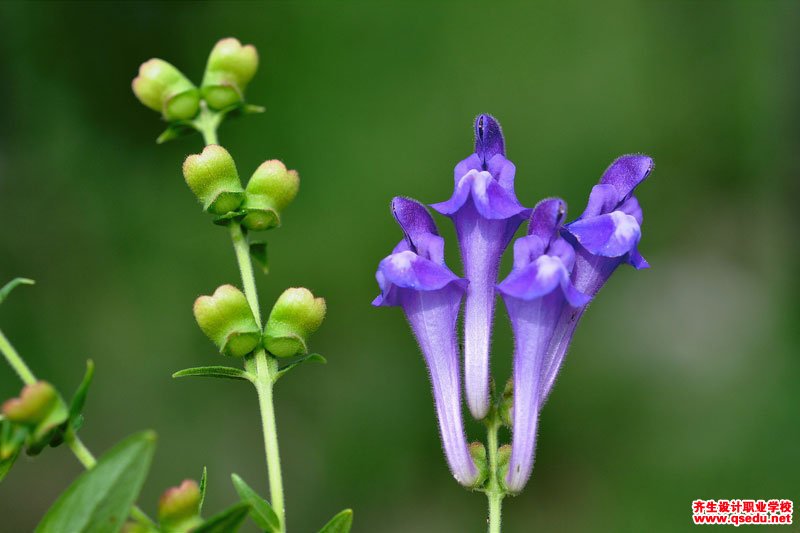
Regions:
[[230, 473, 352, 533]]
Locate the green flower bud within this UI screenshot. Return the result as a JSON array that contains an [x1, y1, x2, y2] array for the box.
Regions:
[[241, 160, 299, 231], [182, 145, 245, 215], [469, 442, 489, 488], [158, 479, 202, 530], [2, 381, 58, 425], [201, 38, 259, 110], [264, 288, 326, 358], [193, 285, 260, 357], [132, 59, 200, 121]]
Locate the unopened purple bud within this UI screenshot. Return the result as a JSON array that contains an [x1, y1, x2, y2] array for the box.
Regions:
[[431, 115, 530, 420]]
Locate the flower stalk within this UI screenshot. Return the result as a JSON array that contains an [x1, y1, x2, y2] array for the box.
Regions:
[[229, 219, 286, 532], [484, 410, 504, 533]]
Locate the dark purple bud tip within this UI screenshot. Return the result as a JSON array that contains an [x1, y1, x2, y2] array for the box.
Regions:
[[391, 196, 439, 245], [528, 197, 567, 242], [474, 114, 505, 166]]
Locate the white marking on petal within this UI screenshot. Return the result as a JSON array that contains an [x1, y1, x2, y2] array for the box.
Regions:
[[534, 255, 564, 286], [390, 250, 416, 272], [610, 211, 641, 247]]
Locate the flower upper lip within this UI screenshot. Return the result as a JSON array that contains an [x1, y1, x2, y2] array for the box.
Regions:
[[475, 113, 506, 168]]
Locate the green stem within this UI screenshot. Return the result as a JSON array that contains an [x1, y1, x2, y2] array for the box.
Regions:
[[65, 433, 96, 468], [254, 351, 285, 530], [485, 415, 504, 533], [0, 328, 36, 385], [193, 102, 221, 146], [229, 223, 262, 325], [0, 328, 156, 527], [229, 221, 286, 532]]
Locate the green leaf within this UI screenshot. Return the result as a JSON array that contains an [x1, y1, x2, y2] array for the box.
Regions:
[[275, 353, 327, 382], [172, 366, 253, 382], [193, 503, 250, 533], [69, 360, 95, 424], [249, 241, 269, 274], [0, 278, 34, 305], [36, 431, 157, 533], [318, 509, 353, 533], [242, 104, 266, 115], [156, 124, 193, 144], [231, 473, 280, 532], [0, 447, 20, 483], [199, 466, 208, 513]]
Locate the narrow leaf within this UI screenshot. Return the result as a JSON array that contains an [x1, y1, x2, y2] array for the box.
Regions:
[[275, 353, 327, 382], [0, 278, 34, 305], [156, 124, 192, 144], [193, 503, 250, 533], [231, 473, 280, 532], [249, 241, 269, 274], [242, 104, 266, 114], [199, 466, 208, 513], [36, 431, 157, 533], [69, 360, 95, 424], [172, 366, 253, 382], [319, 509, 353, 533], [0, 448, 20, 483]]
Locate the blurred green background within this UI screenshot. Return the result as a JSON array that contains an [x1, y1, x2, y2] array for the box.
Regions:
[[1, 1, 798, 531]]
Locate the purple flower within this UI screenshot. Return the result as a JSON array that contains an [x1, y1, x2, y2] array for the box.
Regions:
[[373, 197, 479, 487], [497, 198, 590, 493], [431, 115, 530, 420], [538, 155, 654, 403]]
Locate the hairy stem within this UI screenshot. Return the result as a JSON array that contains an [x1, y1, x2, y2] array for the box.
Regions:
[[254, 351, 285, 530], [193, 102, 221, 146], [229, 221, 286, 532], [485, 414, 504, 533], [229, 223, 262, 325], [0, 328, 155, 527]]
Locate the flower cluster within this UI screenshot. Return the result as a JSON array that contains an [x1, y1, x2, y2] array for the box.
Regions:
[[373, 115, 653, 493]]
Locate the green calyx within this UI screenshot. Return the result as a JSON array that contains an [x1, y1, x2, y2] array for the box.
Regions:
[[201, 38, 259, 110], [499, 378, 513, 428], [183, 145, 245, 215], [157, 479, 203, 531], [469, 442, 489, 488], [496, 444, 512, 493], [241, 160, 299, 231], [193, 285, 260, 357], [264, 288, 326, 358], [2, 381, 69, 454], [2, 381, 58, 425], [132, 59, 200, 121]]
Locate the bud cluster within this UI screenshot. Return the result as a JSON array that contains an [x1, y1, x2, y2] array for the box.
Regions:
[[193, 285, 325, 359], [182, 145, 298, 226], [132, 38, 259, 122], [1, 381, 69, 462]]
